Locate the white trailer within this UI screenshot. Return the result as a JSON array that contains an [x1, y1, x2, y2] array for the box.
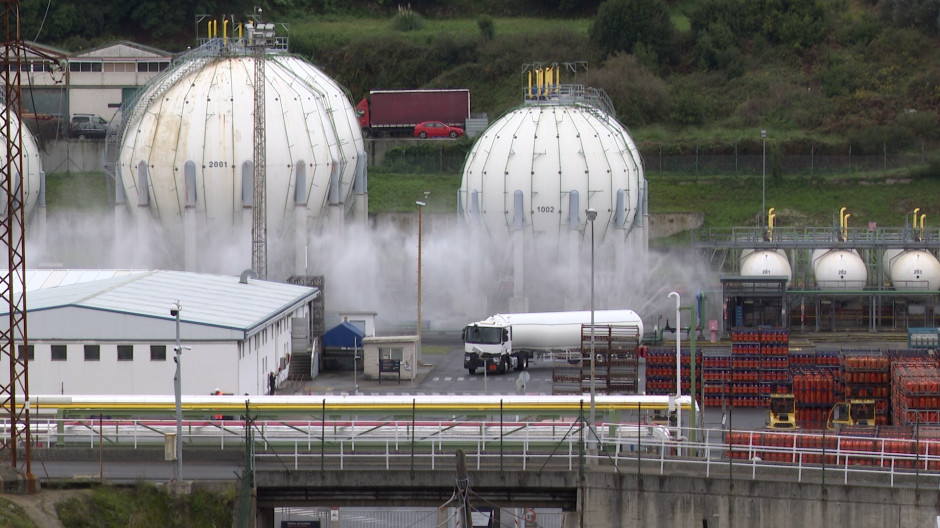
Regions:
[[461, 310, 644, 374]]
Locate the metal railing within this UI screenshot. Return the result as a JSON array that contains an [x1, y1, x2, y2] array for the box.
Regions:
[[20, 417, 940, 488]]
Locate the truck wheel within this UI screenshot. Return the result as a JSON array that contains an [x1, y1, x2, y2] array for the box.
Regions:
[[362, 128, 372, 138], [468, 368, 476, 375], [418, 131, 428, 139]]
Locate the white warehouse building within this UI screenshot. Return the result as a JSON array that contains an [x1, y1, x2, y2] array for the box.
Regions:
[[3, 269, 319, 396]]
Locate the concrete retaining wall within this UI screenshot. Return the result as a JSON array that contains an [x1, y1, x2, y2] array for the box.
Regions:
[[38, 138, 105, 174]]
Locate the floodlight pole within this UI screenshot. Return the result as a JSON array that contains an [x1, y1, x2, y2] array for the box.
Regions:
[[668, 291, 681, 437], [172, 301, 183, 482], [585, 207, 597, 449], [761, 129, 767, 226]]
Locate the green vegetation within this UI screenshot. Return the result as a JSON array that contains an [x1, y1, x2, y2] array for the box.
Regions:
[[0, 497, 38, 528], [45, 172, 111, 211], [54, 484, 234, 528]]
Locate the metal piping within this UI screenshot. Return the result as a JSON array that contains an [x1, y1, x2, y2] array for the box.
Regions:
[[184, 161, 197, 207], [137, 161, 149, 205], [568, 191, 579, 228], [294, 162, 307, 204], [513, 190, 524, 229]]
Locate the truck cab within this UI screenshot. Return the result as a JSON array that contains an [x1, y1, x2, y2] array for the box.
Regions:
[[462, 324, 511, 374]]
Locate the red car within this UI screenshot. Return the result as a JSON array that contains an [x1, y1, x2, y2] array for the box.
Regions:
[[413, 121, 464, 139]]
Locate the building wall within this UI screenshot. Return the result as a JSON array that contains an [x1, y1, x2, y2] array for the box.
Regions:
[[24, 341, 237, 395], [241, 306, 311, 394]]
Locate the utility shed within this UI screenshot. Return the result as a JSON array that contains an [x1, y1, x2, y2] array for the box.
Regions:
[[3, 269, 319, 396], [322, 322, 365, 371], [361, 336, 419, 383]]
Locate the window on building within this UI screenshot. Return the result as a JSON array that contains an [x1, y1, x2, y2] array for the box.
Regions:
[[69, 61, 103, 72], [104, 62, 136, 73], [379, 347, 404, 360], [17, 345, 34, 361], [151, 345, 167, 361], [117, 345, 134, 361], [84, 344, 100, 361], [137, 61, 169, 72], [51, 345, 67, 361]]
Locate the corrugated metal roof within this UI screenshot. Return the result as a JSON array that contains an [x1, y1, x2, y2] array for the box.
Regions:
[[9, 270, 318, 332]]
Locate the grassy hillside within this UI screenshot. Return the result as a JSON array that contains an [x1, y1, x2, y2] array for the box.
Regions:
[[287, 1, 940, 158]]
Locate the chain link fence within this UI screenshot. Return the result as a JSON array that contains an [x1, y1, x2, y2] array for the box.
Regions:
[[372, 143, 933, 176], [640, 146, 930, 176]]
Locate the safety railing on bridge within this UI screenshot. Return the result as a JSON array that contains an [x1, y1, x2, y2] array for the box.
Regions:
[[18, 418, 940, 488]]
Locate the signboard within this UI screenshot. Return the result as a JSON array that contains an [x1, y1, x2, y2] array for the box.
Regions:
[[379, 359, 401, 384]]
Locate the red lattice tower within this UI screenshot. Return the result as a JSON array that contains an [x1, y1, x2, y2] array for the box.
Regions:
[[0, 0, 32, 482]]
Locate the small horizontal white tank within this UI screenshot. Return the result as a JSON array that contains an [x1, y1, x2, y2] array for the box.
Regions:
[[884, 249, 940, 291], [740, 250, 792, 283], [812, 249, 868, 290], [1, 106, 42, 223]]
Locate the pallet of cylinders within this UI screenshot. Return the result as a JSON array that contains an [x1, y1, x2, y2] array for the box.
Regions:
[[842, 349, 891, 425], [890, 357, 940, 425], [731, 328, 760, 407], [758, 328, 789, 407], [792, 368, 839, 429], [702, 349, 732, 407], [551, 352, 584, 395], [643, 348, 700, 396]]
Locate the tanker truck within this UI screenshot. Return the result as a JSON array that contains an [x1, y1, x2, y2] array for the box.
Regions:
[[461, 310, 644, 375]]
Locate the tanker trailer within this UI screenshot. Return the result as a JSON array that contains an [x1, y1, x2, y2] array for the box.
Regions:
[[462, 310, 644, 375]]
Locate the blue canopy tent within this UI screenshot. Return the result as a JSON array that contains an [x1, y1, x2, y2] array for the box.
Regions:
[[322, 322, 365, 370]]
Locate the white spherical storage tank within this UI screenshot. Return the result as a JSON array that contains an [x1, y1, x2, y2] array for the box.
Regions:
[[116, 53, 364, 274], [884, 249, 940, 291], [740, 250, 792, 283], [457, 99, 647, 312], [459, 104, 643, 255], [812, 249, 868, 289], [1, 107, 43, 224]]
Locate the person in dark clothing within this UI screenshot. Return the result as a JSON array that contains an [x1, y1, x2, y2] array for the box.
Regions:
[[268, 371, 276, 395]]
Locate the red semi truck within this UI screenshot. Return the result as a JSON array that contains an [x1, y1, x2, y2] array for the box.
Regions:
[[356, 89, 470, 138]]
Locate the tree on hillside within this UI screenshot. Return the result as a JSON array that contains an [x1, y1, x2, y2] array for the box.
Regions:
[[588, 0, 673, 67], [879, 0, 940, 34], [689, 0, 828, 52]]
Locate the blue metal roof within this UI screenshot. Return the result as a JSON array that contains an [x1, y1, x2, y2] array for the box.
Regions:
[[322, 321, 364, 348]]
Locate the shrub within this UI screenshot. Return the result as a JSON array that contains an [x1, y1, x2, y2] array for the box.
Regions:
[[593, 53, 670, 126], [390, 4, 425, 32], [477, 15, 495, 40], [589, 0, 674, 66]]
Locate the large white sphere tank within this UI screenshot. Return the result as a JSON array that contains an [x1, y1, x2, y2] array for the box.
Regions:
[[812, 249, 868, 289], [458, 104, 643, 255], [884, 249, 940, 291], [117, 54, 363, 265], [740, 249, 792, 283], [0, 107, 42, 223]]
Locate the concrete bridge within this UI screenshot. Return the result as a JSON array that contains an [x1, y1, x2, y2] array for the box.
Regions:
[[23, 416, 940, 527]]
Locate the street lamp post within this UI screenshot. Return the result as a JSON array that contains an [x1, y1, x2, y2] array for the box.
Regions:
[[668, 292, 681, 437], [416, 199, 426, 348], [585, 208, 597, 443], [761, 129, 767, 225], [171, 300, 183, 482]]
